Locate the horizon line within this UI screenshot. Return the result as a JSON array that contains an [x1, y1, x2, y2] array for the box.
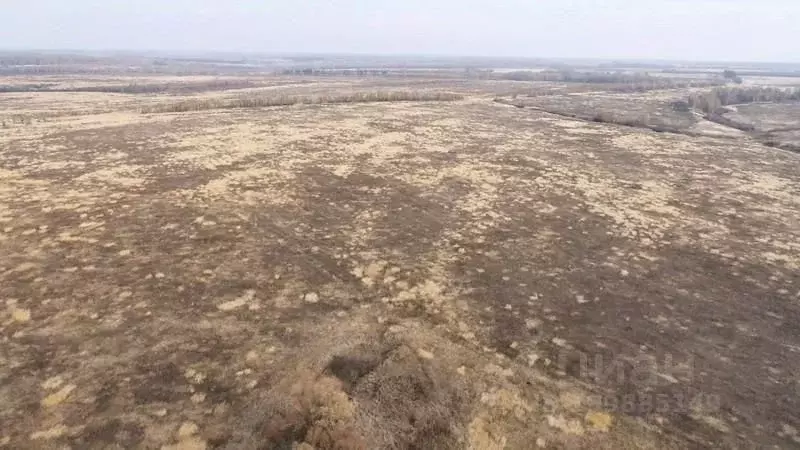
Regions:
[[2, 48, 800, 66]]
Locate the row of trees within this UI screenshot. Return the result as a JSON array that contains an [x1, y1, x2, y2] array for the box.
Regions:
[[140, 91, 464, 114], [280, 68, 393, 76], [497, 70, 725, 91], [0, 80, 259, 95], [0, 55, 103, 66]]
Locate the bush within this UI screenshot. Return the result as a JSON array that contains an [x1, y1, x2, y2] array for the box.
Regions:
[[722, 69, 743, 84], [670, 100, 691, 112]]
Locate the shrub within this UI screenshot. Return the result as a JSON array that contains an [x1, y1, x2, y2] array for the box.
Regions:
[[670, 100, 691, 112], [722, 69, 744, 84]]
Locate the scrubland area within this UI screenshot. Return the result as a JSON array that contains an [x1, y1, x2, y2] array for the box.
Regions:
[[1, 54, 800, 449]]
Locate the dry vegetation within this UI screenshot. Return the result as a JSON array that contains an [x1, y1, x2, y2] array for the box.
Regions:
[[140, 91, 464, 113], [495, 94, 699, 135], [687, 86, 800, 114], [680, 87, 800, 145], [0, 79, 261, 94], [2, 63, 800, 449], [498, 70, 725, 91], [495, 85, 800, 150]]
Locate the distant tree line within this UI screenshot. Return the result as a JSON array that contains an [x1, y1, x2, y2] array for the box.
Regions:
[[280, 68, 392, 76], [0, 55, 104, 66], [664, 68, 800, 78], [495, 70, 725, 91], [686, 86, 800, 114], [140, 91, 464, 114], [0, 83, 54, 93], [0, 80, 259, 94], [498, 70, 651, 83]]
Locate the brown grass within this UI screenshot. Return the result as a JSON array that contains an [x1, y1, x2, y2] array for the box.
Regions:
[[253, 375, 368, 450], [225, 341, 470, 450], [140, 91, 464, 113]]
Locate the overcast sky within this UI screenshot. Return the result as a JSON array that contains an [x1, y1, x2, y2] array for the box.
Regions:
[[2, 0, 798, 61]]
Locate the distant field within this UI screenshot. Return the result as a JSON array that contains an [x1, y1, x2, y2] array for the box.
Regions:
[[2, 58, 800, 449]]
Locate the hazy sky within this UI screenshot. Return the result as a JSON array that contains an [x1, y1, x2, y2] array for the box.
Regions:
[[2, 0, 799, 61]]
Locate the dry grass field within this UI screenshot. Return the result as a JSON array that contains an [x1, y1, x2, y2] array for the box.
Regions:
[[1, 72, 799, 449]]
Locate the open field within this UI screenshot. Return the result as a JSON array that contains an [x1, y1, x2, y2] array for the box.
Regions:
[[1, 68, 800, 449]]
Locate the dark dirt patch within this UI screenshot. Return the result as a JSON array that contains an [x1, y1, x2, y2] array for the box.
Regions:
[[132, 361, 186, 404], [70, 419, 145, 449]]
